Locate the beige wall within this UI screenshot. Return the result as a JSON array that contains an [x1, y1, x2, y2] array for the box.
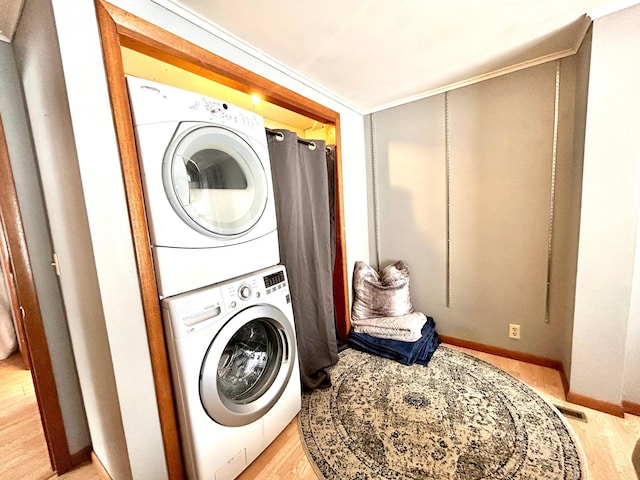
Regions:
[[368, 3, 640, 407], [13, 0, 133, 475], [0, 37, 90, 452], [370, 93, 447, 324], [559, 27, 591, 385], [571, 3, 640, 405], [369, 59, 583, 362]]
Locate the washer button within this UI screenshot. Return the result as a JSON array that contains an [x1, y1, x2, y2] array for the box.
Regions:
[[239, 284, 252, 300]]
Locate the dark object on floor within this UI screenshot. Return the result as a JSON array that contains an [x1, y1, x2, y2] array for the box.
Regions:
[[335, 332, 349, 353], [348, 316, 440, 366], [554, 404, 588, 423], [633, 437, 640, 478]]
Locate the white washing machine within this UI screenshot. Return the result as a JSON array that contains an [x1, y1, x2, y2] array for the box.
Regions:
[[161, 264, 301, 480], [126, 76, 279, 297]]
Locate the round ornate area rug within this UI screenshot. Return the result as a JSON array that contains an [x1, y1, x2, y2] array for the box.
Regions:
[[299, 346, 587, 480]]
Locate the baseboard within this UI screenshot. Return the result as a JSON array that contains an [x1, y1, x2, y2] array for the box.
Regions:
[[623, 400, 640, 416], [558, 365, 570, 397], [91, 452, 113, 480], [565, 391, 625, 418], [439, 335, 564, 370], [440, 335, 627, 418], [70, 445, 92, 467]]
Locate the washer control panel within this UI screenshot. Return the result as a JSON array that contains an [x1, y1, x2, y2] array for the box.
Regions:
[[162, 266, 290, 339], [220, 266, 288, 313]]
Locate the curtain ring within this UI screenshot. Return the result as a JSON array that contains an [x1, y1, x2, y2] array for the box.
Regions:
[[308, 142, 316, 151], [275, 132, 285, 142]]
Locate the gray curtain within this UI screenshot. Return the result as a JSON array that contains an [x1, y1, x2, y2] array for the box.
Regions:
[[267, 130, 338, 390], [325, 145, 336, 273]]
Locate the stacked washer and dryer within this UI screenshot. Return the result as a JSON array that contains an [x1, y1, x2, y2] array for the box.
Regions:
[[126, 76, 301, 480]]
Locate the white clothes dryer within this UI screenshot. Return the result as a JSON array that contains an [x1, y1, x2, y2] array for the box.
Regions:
[[161, 264, 301, 480], [126, 76, 279, 297]]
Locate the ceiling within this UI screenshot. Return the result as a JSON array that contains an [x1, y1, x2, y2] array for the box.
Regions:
[[154, 0, 639, 113], [1, 0, 638, 112]]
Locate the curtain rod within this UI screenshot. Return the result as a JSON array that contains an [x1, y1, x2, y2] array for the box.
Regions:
[[265, 128, 317, 149], [265, 128, 333, 155]]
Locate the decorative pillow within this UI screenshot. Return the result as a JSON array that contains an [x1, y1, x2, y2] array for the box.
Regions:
[[351, 260, 414, 321]]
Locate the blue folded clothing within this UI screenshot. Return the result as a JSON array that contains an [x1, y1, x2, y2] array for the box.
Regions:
[[348, 316, 440, 366]]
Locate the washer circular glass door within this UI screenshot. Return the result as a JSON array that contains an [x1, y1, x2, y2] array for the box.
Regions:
[[163, 124, 268, 237], [200, 304, 296, 427]]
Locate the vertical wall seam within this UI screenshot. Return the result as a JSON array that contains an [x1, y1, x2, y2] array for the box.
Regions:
[[545, 60, 561, 323], [370, 114, 381, 270], [445, 92, 451, 308]]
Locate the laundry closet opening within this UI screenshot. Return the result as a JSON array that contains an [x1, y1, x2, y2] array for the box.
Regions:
[[121, 48, 336, 143], [96, 2, 349, 477], [118, 46, 347, 331]]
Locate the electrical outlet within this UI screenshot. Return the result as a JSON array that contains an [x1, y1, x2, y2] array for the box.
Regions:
[[509, 324, 521, 339]]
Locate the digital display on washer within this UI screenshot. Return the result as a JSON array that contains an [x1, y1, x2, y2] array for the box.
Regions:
[[264, 271, 285, 288]]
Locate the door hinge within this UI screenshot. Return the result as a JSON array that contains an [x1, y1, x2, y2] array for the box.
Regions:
[[51, 253, 61, 276]]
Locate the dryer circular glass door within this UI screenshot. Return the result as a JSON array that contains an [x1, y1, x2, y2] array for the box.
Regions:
[[200, 304, 296, 427], [163, 124, 268, 237]]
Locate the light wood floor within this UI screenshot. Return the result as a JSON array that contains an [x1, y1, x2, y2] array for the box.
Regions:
[[2, 345, 639, 479], [0, 353, 101, 480], [238, 344, 640, 480]]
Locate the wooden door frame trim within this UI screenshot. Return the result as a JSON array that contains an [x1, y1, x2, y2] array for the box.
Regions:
[[0, 116, 72, 473], [0, 203, 30, 371], [95, 1, 350, 477]]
